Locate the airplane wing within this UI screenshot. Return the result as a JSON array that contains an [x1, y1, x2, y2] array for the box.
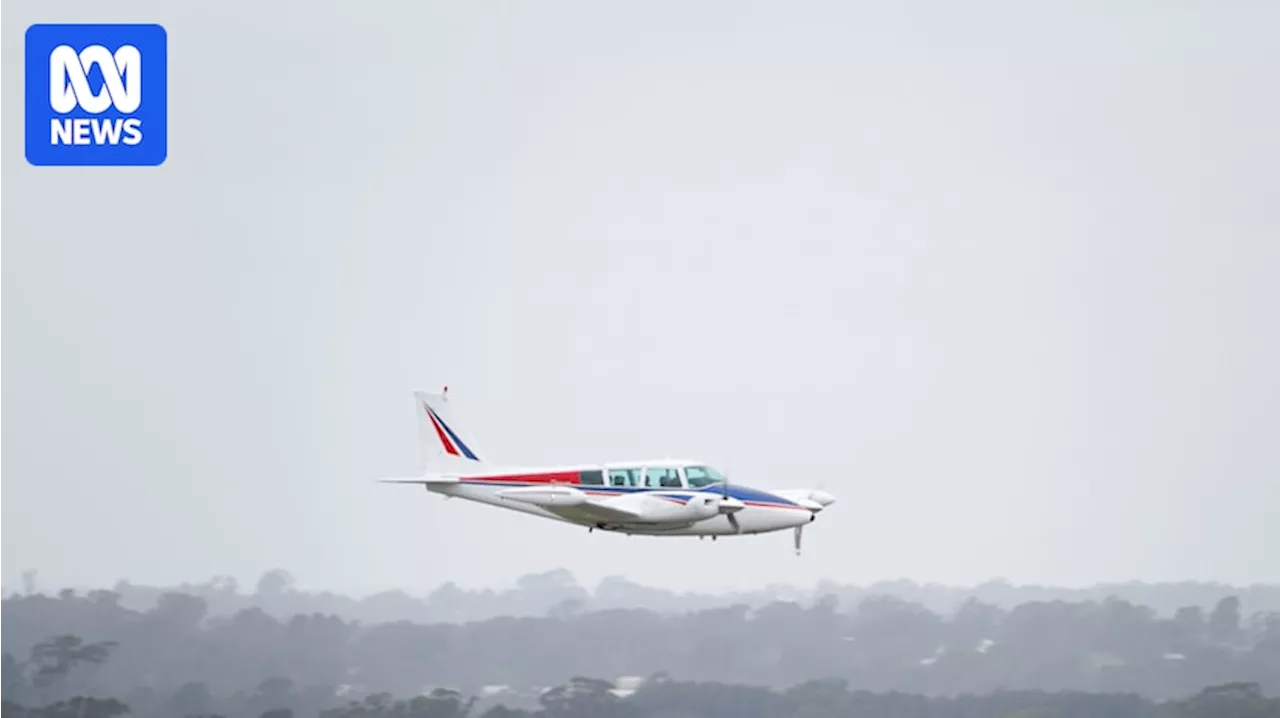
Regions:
[[378, 478, 675, 524], [558, 497, 653, 524], [496, 485, 698, 526]]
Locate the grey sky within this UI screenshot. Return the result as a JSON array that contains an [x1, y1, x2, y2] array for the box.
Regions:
[[3, 0, 1278, 596]]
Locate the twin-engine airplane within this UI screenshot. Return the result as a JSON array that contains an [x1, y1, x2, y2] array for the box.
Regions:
[[379, 388, 837, 554]]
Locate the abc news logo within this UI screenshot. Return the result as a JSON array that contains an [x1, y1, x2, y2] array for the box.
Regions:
[[49, 44, 144, 146], [25, 23, 168, 167]]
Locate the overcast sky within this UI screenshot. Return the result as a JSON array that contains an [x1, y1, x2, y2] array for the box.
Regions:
[[3, 0, 1278, 596]]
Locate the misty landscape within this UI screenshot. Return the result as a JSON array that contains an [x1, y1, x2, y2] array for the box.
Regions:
[[4, 570, 1280, 717]]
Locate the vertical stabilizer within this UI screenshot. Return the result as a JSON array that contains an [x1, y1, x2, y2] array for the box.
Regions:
[[414, 387, 483, 467]]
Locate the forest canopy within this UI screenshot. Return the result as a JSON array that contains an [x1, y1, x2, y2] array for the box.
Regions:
[[3, 571, 1279, 717]]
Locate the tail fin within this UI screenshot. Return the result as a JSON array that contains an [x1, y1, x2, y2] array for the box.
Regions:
[[414, 387, 483, 466]]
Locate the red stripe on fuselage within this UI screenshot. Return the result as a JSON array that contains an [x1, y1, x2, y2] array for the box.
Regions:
[[468, 471, 583, 484], [743, 500, 810, 511]]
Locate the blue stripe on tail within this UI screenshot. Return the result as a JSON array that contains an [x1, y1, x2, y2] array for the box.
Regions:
[[432, 408, 479, 461]]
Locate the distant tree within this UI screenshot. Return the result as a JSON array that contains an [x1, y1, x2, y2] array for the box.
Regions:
[[1174, 606, 1206, 637], [320, 692, 395, 718], [1209, 596, 1242, 644], [812, 593, 840, 615], [27, 635, 117, 687], [548, 598, 585, 619], [949, 597, 1004, 648], [539, 676, 631, 718], [87, 590, 123, 609], [256, 569, 296, 598], [209, 575, 239, 594], [151, 591, 210, 631], [402, 689, 478, 718]]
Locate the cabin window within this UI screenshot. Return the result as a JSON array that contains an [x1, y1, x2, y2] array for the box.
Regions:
[[578, 470, 604, 486], [684, 465, 727, 488], [644, 467, 682, 488], [608, 468, 640, 487]]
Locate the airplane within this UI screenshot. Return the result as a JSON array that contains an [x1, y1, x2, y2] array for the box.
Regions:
[[379, 387, 837, 554]]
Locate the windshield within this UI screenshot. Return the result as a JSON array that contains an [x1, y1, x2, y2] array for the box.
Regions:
[[684, 465, 727, 488]]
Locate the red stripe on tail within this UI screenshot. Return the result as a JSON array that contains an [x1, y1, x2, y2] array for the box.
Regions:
[[426, 406, 460, 456]]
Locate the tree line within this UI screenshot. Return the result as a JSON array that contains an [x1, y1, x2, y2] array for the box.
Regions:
[[14, 568, 1277, 627], [3, 574, 1279, 717]]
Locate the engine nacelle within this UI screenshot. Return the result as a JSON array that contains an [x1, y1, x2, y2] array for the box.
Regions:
[[682, 493, 724, 522], [599, 491, 725, 524]]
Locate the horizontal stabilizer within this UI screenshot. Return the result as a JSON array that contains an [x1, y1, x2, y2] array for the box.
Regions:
[[378, 475, 460, 486]]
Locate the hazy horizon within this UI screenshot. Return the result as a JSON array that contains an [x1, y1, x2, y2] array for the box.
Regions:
[[4, 0, 1278, 596], [10, 566, 1280, 602]]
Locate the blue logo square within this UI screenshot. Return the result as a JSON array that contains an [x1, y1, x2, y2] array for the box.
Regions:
[[25, 23, 168, 167]]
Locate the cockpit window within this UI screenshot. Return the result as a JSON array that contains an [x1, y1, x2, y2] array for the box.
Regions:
[[644, 467, 682, 488], [608, 468, 640, 487], [684, 465, 727, 488]]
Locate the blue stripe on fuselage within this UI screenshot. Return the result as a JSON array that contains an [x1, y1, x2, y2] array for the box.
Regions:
[[708, 483, 799, 506]]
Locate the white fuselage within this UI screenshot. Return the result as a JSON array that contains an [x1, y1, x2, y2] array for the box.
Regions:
[[427, 478, 817, 536]]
